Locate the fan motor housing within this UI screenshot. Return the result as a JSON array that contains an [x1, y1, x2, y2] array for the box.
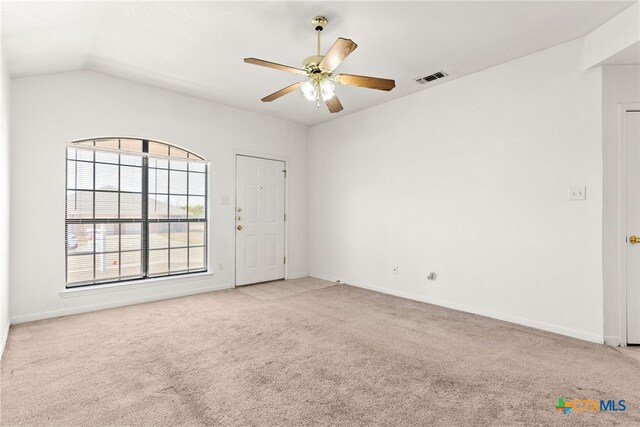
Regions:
[[303, 55, 331, 81]]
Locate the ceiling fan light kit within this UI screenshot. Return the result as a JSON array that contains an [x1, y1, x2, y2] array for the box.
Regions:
[[244, 15, 395, 114]]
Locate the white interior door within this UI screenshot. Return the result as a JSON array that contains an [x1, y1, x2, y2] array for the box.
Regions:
[[235, 155, 285, 286], [625, 110, 640, 344]]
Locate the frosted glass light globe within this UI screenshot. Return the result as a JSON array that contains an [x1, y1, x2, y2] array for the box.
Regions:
[[301, 81, 317, 101], [320, 79, 335, 100]]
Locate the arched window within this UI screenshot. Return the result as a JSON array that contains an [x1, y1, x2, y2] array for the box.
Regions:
[[65, 137, 208, 287]]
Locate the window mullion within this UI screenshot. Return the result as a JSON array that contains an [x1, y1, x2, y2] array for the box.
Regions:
[[118, 139, 122, 279], [187, 164, 190, 271], [92, 148, 96, 282], [205, 163, 209, 274], [167, 160, 171, 274], [142, 140, 150, 279]]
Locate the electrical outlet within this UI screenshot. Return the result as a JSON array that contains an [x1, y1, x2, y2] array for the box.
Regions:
[[392, 266, 399, 275], [218, 262, 224, 271], [568, 187, 586, 201]]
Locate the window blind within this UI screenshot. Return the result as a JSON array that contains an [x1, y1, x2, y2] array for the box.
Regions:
[[65, 138, 208, 287]]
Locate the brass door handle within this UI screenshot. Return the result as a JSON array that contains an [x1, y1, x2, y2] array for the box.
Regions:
[[630, 235, 640, 244], [237, 225, 243, 231]]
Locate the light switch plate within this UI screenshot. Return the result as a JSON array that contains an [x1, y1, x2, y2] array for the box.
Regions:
[[568, 187, 586, 201]]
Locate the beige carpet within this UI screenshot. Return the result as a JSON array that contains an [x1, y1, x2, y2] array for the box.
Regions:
[[2, 277, 639, 426]]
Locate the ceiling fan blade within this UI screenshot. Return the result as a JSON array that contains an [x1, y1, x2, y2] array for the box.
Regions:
[[335, 74, 396, 91], [319, 38, 358, 72], [325, 95, 344, 113], [244, 58, 307, 76], [261, 82, 303, 102]]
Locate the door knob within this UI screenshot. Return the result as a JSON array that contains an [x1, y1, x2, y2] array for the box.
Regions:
[[630, 235, 640, 244], [237, 225, 243, 231]]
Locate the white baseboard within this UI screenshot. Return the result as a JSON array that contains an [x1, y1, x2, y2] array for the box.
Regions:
[[604, 336, 621, 347], [309, 272, 603, 344], [11, 283, 233, 324], [0, 321, 9, 361], [309, 272, 341, 284], [287, 272, 310, 280]]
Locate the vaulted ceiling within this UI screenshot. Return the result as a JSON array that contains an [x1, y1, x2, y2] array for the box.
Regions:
[[1, 1, 634, 125]]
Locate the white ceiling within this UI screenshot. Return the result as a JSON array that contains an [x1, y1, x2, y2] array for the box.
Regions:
[[1, 1, 635, 126]]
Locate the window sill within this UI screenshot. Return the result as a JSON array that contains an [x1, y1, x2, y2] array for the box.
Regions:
[[60, 271, 215, 298]]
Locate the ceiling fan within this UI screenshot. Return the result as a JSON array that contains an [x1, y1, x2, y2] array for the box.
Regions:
[[244, 16, 395, 113]]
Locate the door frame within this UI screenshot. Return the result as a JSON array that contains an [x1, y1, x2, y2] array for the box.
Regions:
[[617, 103, 640, 347], [233, 150, 289, 287]]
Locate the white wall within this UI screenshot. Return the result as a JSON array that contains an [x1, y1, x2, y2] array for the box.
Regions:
[[1, 50, 11, 354], [309, 39, 605, 343], [602, 65, 640, 345], [10, 70, 308, 323]]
